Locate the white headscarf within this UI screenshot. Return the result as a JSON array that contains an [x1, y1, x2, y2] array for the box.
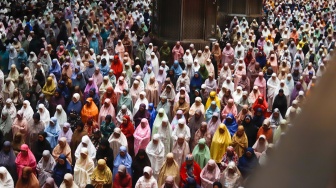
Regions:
[[108, 127, 128, 159], [145, 134, 165, 179], [20, 100, 34, 123], [133, 91, 149, 114], [38, 104, 50, 126], [74, 135, 97, 161], [0, 167, 14, 187], [53, 105, 67, 128]]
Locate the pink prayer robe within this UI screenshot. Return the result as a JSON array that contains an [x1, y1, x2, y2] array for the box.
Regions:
[[221, 105, 238, 119], [133, 119, 151, 155], [221, 47, 234, 65], [254, 77, 267, 98], [172, 46, 184, 61]]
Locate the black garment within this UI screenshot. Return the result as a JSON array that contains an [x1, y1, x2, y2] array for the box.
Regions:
[[272, 94, 288, 118], [242, 115, 259, 147], [33, 132, 52, 161], [251, 108, 265, 128], [95, 139, 114, 171], [131, 149, 151, 188], [28, 37, 44, 56]]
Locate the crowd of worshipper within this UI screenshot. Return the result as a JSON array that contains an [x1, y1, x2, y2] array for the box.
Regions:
[[0, 0, 333, 187]]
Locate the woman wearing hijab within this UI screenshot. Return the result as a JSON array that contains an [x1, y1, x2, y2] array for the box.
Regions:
[[190, 72, 203, 90], [83, 60, 96, 82], [37, 150, 56, 185], [114, 164, 132, 188], [107, 127, 125, 151], [3, 98, 17, 122], [33, 132, 52, 161], [188, 109, 204, 146], [96, 139, 114, 171], [52, 154, 72, 187], [0, 110, 13, 141], [172, 119, 191, 145], [67, 93, 83, 115], [198, 64, 209, 81], [26, 113, 45, 149], [85, 88, 100, 108], [224, 114, 239, 137], [113, 146, 132, 179], [220, 161, 242, 188], [117, 115, 134, 156], [84, 78, 99, 97], [237, 147, 259, 178], [118, 89, 133, 112], [180, 154, 202, 187], [252, 108, 265, 128], [205, 101, 220, 123], [135, 166, 158, 188], [251, 95, 268, 117], [101, 86, 117, 107], [157, 153, 180, 187], [60, 173, 79, 188], [253, 134, 269, 158], [131, 149, 151, 187], [44, 117, 61, 148], [0, 141, 17, 182], [74, 148, 94, 188], [49, 89, 66, 116], [37, 104, 50, 125], [15, 144, 37, 178], [172, 134, 190, 168], [53, 137, 72, 164], [145, 76, 160, 106], [242, 115, 259, 148], [0, 167, 14, 188], [133, 118, 151, 155], [91, 159, 113, 188], [20, 100, 34, 124], [12, 133, 25, 156], [81, 97, 99, 123], [200, 159, 220, 188], [100, 115, 116, 139], [16, 166, 39, 188], [205, 110, 220, 137], [192, 138, 211, 169], [111, 55, 123, 79], [231, 126, 248, 158], [272, 89, 288, 118], [98, 99, 116, 126], [42, 76, 56, 101], [133, 103, 150, 128], [53, 105, 67, 128], [210, 124, 232, 163], [41, 177, 58, 188], [145, 103, 156, 129], [133, 92, 149, 115], [146, 134, 165, 179], [74, 135, 97, 162]]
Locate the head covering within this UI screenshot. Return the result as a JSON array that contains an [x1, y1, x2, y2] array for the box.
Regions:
[[74, 135, 97, 160], [210, 124, 232, 163], [200, 159, 220, 187], [192, 138, 211, 168], [0, 167, 14, 187]]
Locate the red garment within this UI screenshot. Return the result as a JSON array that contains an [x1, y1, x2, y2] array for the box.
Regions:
[[101, 87, 118, 109], [111, 55, 123, 79], [120, 115, 135, 157], [252, 95, 268, 117], [179, 162, 202, 187], [113, 173, 132, 188]]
